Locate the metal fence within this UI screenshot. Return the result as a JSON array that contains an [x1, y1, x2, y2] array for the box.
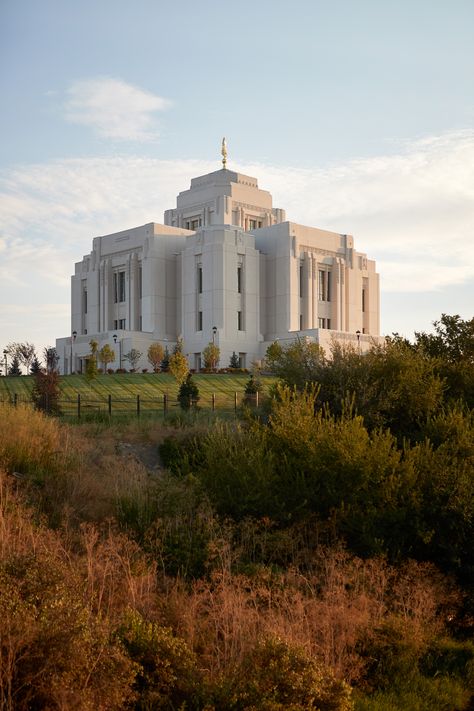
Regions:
[[0, 391, 263, 419]]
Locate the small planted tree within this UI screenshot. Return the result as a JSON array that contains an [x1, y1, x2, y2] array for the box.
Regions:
[[147, 343, 164, 372], [32, 346, 61, 413], [229, 351, 240, 369], [99, 344, 115, 373], [30, 355, 42, 375], [161, 346, 170, 372], [85, 340, 98, 381], [202, 342, 220, 371], [8, 355, 22, 376], [169, 351, 189, 385], [43, 347, 59, 373], [123, 348, 142, 372], [178, 373, 200, 410]]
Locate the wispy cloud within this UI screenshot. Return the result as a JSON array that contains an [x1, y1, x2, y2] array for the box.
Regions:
[[62, 77, 172, 141], [0, 130, 473, 349]]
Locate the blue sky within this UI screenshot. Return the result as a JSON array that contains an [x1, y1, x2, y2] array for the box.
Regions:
[[1, 0, 473, 357]]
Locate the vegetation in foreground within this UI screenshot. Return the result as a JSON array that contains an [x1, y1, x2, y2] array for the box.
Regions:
[[0, 314, 473, 710]]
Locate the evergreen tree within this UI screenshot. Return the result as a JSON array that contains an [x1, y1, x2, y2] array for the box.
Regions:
[[161, 346, 170, 372], [178, 374, 200, 410], [229, 351, 240, 369], [8, 355, 22, 376], [30, 355, 42, 375]]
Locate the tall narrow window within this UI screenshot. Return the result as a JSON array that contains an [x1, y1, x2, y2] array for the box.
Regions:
[[300, 264, 304, 297], [113, 273, 118, 303], [237, 265, 242, 294], [318, 270, 331, 301], [138, 265, 143, 298], [197, 311, 203, 331], [82, 289, 87, 314], [238, 311, 243, 331], [362, 288, 366, 313], [318, 270, 325, 301], [198, 266, 203, 294], [119, 271, 126, 302]]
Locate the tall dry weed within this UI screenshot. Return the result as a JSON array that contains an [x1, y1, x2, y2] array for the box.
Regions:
[[0, 403, 63, 476]]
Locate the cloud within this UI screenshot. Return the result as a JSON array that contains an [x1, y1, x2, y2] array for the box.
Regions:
[[62, 77, 172, 141], [0, 129, 473, 349]]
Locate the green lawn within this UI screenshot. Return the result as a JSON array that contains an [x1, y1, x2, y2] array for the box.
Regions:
[[0, 373, 276, 416]]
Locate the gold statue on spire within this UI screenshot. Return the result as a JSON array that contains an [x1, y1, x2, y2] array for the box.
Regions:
[[221, 137, 227, 169]]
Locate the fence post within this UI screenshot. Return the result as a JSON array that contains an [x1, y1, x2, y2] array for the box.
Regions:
[[108, 394, 112, 416], [234, 392, 238, 413], [77, 393, 81, 419], [14, 393, 18, 407], [136, 394, 140, 418], [163, 393, 168, 415], [212, 393, 216, 411]]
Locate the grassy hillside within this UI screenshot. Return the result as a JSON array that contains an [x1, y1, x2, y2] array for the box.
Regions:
[[0, 372, 275, 414]]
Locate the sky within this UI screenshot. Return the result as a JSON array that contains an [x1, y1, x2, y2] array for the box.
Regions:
[[1, 0, 473, 363]]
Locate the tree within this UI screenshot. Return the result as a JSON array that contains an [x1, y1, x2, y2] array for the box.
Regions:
[[122, 348, 142, 371], [178, 374, 200, 410], [169, 351, 189, 385], [202, 342, 220, 370], [161, 346, 170, 372], [99, 344, 115, 372], [173, 337, 184, 355], [8, 355, 22, 376], [147, 343, 164, 372], [43, 347, 59, 373], [85, 340, 98, 381], [30, 355, 42, 375], [31, 370, 61, 414], [229, 351, 240, 369]]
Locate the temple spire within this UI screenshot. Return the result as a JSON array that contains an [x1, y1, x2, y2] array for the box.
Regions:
[[221, 137, 227, 169]]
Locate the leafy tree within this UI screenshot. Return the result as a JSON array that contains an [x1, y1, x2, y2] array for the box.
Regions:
[[169, 350, 189, 385], [99, 344, 115, 372], [147, 342, 164, 372], [229, 351, 240, 368], [173, 336, 184, 355], [30, 354, 42, 375], [122, 348, 142, 371], [31, 369, 61, 414], [43, 346, 59, 373], [178, 374, 200, 410], [415, 314, 474, 407], [202, 341, 220, 370], [415, 314, 474, 364], [161, 346, 170, 372], [8, 355, 22, 376]]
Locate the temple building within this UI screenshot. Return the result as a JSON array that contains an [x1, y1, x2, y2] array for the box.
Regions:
[[56, 144, 380, 373]]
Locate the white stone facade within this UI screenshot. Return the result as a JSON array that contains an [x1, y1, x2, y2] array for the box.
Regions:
[[56, 165, 380, 374]]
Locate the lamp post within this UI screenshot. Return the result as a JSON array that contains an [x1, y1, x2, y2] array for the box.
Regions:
[[356, 329, 361, 355], [70, 331, 77, 375], [212, 326, 217, 371], [3, 350, 7, 376], [113, 333, 122, 369]]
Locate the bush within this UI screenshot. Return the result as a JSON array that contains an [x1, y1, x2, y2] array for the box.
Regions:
[[212, 637, 353, 710]]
